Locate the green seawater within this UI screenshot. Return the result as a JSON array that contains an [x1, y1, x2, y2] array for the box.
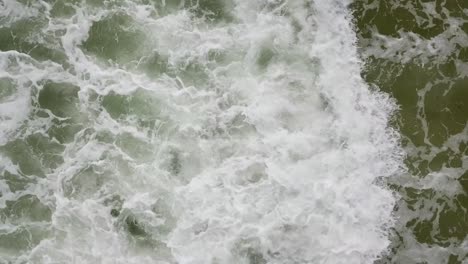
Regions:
[[0, 0, 466, 263], [352, 0, 468, 262]]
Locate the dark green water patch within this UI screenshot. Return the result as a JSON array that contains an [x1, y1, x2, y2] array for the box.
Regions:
[[25, 133, 65, 170], [436, 195, 467, 243], [49, 0, 80, 18], [460, 169, 468, 192], [115, 201, 176, 257], [0, 194, 52, 254], [47, 120, 85, 144], [363, 59, 468, 148], [32, 81, 86, 144], [101, 88, 164, 126], [38, 82, 80, 119], [184, 0, 234, 22], [0, 78, 17, 102], [115, 133, 153, 161], [351, 0, 454, 39], [140, 0, 183, 17], [401, 187, 468, 246], [116, 210, 159, 250], [124, 214, 147, 237], [135, 52, 169, 79], [423, 78, 468, 147], [256, 46, 276, 71], [364, 60, 424, 146], [0, 140, 45, 177], [0, 19, 67, 63], [167, 150, 181, 176], [233, 237, 267, 264], [0, 194, 52, 223], [1, 171, 36, 193], [0, 224, 51, 253], [81, 13, 146, 64]]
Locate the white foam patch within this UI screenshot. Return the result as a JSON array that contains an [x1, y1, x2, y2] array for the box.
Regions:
[[0, 0, 44, 25], [168, 0, 403, 263]]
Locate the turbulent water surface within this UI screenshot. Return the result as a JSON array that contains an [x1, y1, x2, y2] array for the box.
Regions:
[[0, 0, 466, 263]]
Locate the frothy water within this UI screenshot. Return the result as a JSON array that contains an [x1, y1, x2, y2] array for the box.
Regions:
[[1, 0, 405, 263]]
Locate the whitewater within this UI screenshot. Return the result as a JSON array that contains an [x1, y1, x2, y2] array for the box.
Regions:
[[0, 0, 405, 263]]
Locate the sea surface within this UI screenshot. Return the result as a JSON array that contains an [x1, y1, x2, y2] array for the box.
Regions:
[[0, 0, 466, 263]]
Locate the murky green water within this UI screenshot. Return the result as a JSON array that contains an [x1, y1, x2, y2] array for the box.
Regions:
[[0, 0, 466, 263], [352, 0, 468, 262]]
